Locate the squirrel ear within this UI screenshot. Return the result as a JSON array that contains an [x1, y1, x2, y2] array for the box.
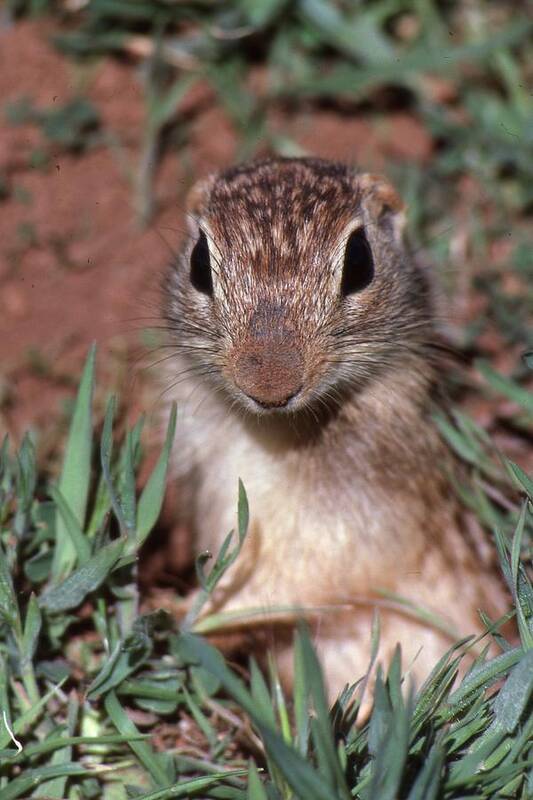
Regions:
[[358, 173, 406, 244], [185, 175, 216, 233]]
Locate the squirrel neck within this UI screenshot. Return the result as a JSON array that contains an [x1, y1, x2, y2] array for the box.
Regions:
[[240, 354, 439, 458]]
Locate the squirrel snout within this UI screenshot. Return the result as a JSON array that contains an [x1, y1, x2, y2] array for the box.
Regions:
[[232, 337, 304, 409]]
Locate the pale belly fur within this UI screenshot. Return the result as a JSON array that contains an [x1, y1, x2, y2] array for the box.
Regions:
[[170, 371, 507, 696]]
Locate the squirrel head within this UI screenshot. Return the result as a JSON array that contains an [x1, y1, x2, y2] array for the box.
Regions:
[[164, 158, 434, 415]]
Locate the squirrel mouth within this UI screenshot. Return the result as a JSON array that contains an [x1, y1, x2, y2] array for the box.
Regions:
[[241, 385, 303, 411], [231, 343, 305, 412]]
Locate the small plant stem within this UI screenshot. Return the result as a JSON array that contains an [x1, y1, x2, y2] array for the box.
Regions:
[[12, 615, 40, 707], [115, 560, 140, 639], [19, 661, 40, 707], [181, 587, 210, 632]]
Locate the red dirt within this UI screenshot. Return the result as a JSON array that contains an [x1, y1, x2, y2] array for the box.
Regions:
[[0, 22, 165, 441]]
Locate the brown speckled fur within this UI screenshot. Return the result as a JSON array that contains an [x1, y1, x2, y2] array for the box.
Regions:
[[162, 158, 507, 698]]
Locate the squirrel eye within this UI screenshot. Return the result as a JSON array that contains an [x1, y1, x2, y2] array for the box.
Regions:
[[190, 230, 213, 296], [341, 227, 374, 296]]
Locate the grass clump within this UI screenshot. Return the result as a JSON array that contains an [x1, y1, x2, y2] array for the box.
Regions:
[[5, 97, 101, 154], [0, 347, 532, 798]]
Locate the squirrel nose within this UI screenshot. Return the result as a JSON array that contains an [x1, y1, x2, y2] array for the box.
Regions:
[[232, 303, 304, 408], [233, 341, 304, 408]]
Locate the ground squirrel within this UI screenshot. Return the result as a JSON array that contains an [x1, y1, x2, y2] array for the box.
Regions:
[[162, 157, 506, 697]]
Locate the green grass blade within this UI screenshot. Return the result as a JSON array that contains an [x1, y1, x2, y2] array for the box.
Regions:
[[0, 540, 18, 627], [48, 485, 91, 564], [493, 649, 533, 733], [21, 592, 41, 666], [368, 673, 411, 800], [405, 740, 444, 800], [136, 403, 176, 545], [100, 395, 129, 533], [247, 760, 268, 799], [509, 501, 533, 648], [104, 690, 171, 787], [0, 763, 93, 800], [8, 733, 148, 763], [14, 433, 36, 516], [237, 478, 249, 542], [33, 693, 78, 797], [148, 75, 197, 132], [476, 360, 533, 415], [181, 682, 219, 748], [0, 678, 67, 750], [249, 659, 276, 728], [50, 344, 95, 581], [299, 628, 351, 799], [506, 461, 533, 499], [434, 415, 484, 468], [120, 428, 137, 535], [133, 770, 248, 800], [293, 633, 310, 757], [448, 648, 523, 708], [40, 537, 126, 613], [249, 659, 285, 791]]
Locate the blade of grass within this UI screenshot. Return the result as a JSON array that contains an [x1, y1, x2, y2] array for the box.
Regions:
[[134, 769, 248, 800], [299, 627, 351, 800], [476, 360, 533, 415], [40, 537, 126, 613], [33, 692, 78, 798], [247, 760, 268, 800], [0, 763, 94, 800], [104, 690, 171, 787], [136, 403, 176, 545], [48, 485, 91, 565], [100, 395, 130, 535], [0, 679, 67, 750], [50, 344, 95, 581], [8, 733, 148, 763]]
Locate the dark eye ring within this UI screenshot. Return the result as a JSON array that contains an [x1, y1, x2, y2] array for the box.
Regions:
[[341, 227, 374, 296], [190, 229, 213, 296]]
